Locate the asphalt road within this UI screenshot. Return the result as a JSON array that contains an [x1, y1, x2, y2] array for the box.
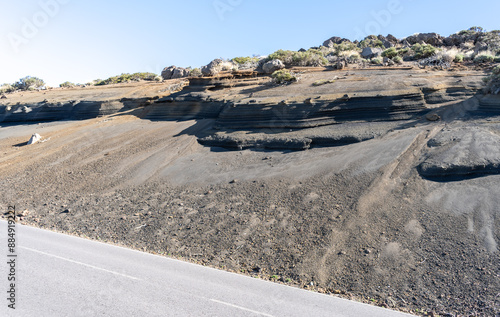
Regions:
[[0, 221, 413, 316]]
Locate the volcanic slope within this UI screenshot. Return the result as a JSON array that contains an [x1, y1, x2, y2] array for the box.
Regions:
[[1, 67, 499, 316]]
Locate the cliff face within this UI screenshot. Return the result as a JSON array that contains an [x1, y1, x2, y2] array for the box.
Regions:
[[0, 79, 187, 123]]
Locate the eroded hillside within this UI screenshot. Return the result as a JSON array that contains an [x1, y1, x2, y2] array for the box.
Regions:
[[1, 65, 499, 316]]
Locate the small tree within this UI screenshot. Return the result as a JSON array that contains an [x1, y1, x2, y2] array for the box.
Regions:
[[13, 76, 45, 90], [59, 81, 76, 88], [468, 26, 484, 33]]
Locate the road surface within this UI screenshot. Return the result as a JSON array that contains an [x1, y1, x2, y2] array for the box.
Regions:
[[0, 221, 413, 316]]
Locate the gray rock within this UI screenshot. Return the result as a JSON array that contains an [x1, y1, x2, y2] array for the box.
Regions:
[[444, 31, 481, 47], [386, 34, 399, 44], [262, 59, 285, 74], [27, 133, 42, 145], [361, 47, 383, 59], [201, 59, 233, 77], [322, 36, 351, 48], [405, 33, 444, 46], [171, 68, 190, 79], [161, 66, 177, 80]]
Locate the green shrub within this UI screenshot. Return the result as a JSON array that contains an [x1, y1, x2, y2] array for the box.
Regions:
[[474, 54, 495, 63], [0, 84, 16, 94], [95, 72, 158, 86], [492, 65, 500, 75], [412, 44, 437, 59], [189, 68, 202, 77], [335, 42, 358, 52], [359, 36, 385, 49], [393, 56, 403, 64], [454, 54, 464, 63], [397, 47, 410, 56], [13, 76, 45, 91], [371, 58, 382, 65], [271, 69, 296, 84], [347, 53, 361, 63], [382, 47, 398, 59], [468, 26, 484, 33], [232, 56, 259, 65], [268, 49, 328, 66], [268, 49, 293, 62], [312, 79, 336, 86], [59, 81, 76, 88]]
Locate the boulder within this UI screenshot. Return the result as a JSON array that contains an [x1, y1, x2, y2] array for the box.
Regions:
[[323, 37, 351, 48], [444, 31, 481, 47], [361, 47, 383, 59], [201, 59, 233, 77], [262, 59, 285, 74], [27, 133, 41, 145], [161, 66, 177, 80], [171, 68, 190, 79], [386, 34, 399, 44], [405, 33, 444, 46], [383, 40, 394, 48]]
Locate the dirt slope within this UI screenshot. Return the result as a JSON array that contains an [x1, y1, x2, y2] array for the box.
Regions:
[[1, 67, 499, 316]]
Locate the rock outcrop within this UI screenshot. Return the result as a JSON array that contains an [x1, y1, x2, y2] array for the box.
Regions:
[[201, 59, 234, 77], [419, 127, 500, 179], [405, 33, 444, 46], [322, 36, 351, 48], [162, 66, 190, 80]]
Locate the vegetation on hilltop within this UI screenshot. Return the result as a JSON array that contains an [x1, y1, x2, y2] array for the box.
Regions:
[[3, 26, 500, 92], [1, 76, 46, 94], [95, 72, 160, 86]]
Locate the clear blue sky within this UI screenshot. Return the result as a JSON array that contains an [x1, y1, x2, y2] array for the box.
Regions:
[[1, 0, 499, 86]]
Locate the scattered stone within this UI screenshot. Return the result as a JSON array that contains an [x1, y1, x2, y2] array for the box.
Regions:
[[229, 179, 238, 184], [425, 113, 440, 121], [27, 133, 42, 145], [17, 210, 29, 217], [1, 94, 6, 99]]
